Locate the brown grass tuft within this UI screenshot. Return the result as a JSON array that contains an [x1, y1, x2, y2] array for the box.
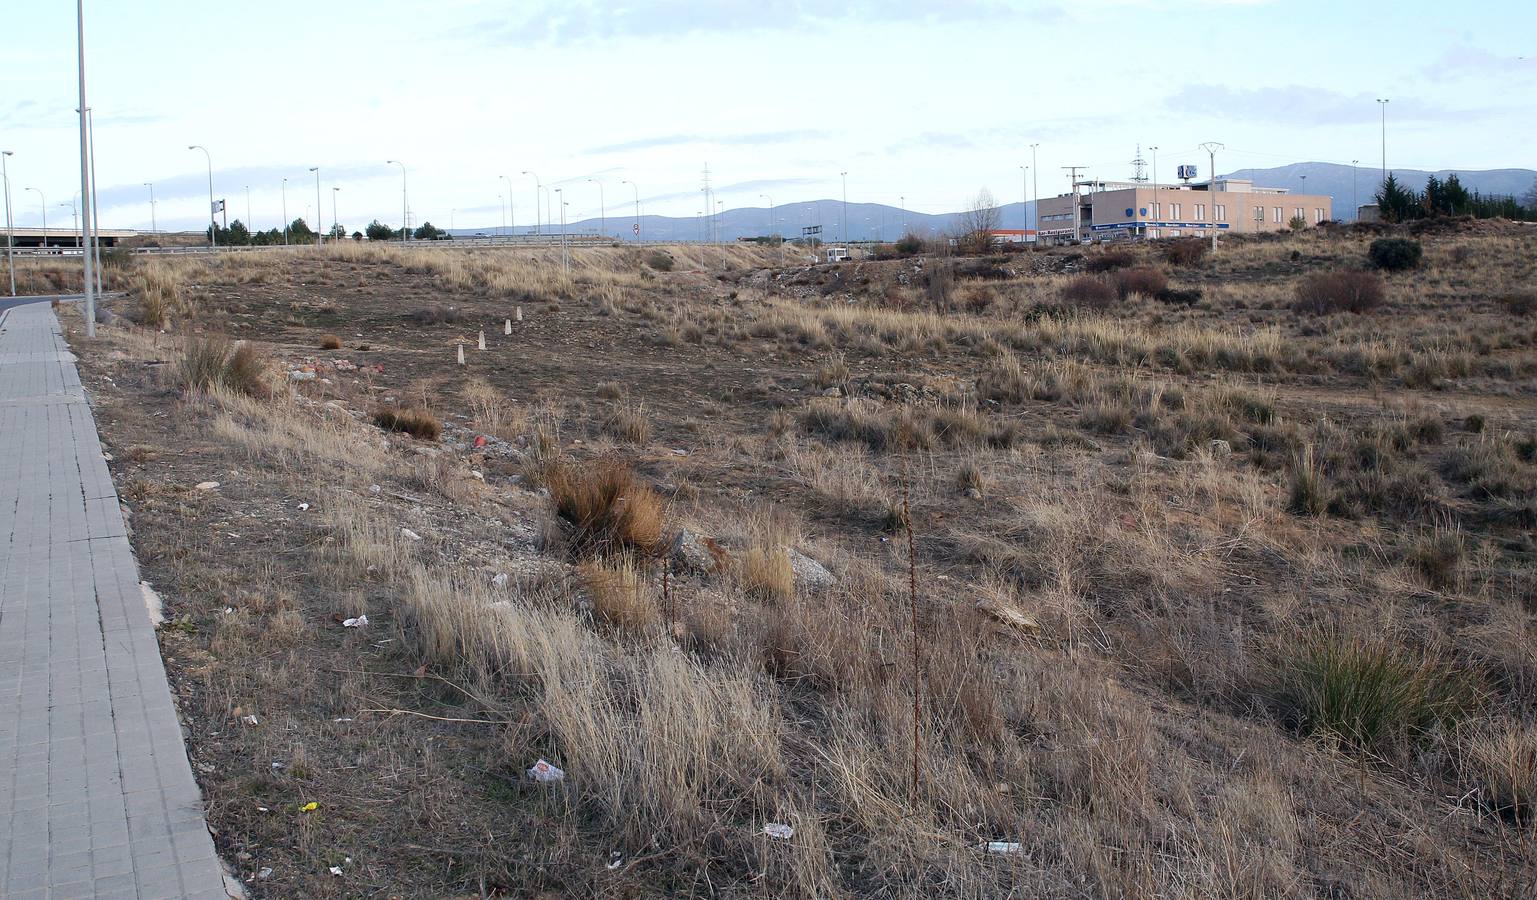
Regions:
[[373, 405, 443, 440], [1293, 270, 1385, 314], [548, 457, 666, 557], [581, 555, 660, 634], [740, 545, 795, 603], [319, 334, 343, 350]]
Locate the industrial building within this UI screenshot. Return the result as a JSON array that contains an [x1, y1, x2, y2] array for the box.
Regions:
[[1036, 171, 1333, 244]]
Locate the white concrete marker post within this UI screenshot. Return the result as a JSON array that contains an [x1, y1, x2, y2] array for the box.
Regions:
[[504, 319, 511, 335], [477, 329, 486, 350], [515, 306, 523, 323], [456, 343, 465, 365]]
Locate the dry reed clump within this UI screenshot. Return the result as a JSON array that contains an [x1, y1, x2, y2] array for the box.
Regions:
[[600, 400, 652, 444], [178, 337, 274, 398], [372, 405, 443, 440], [1454, 718, 1537, 827], [1112, 266, 1169, 300], [740, 545, 794, 603], [1163, 238, 1210, 267], [1083, 247, 1136, 272], [547, 456, 666, 558], [1293, 270, 1385, 314], [580, 555, 660, 634], [1059, 275, 1117, 310]]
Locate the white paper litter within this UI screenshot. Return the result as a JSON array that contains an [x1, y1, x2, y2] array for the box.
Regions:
[[343, 615, 368, 628], [329, 866, 343, 876], [241, 714, 259, 726], [982, 841, 1022, 854], [195, 481, 219, 491], [527, 758, 566, 783], [763, 823, 794, 840], [401, 528, 422, 541]]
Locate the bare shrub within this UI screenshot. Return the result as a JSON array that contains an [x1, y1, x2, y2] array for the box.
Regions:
[[1293, 271, 1384, 314], [1084, 248, 1136, 272], [1112, 266, 1168, 300], [1059, 275, 1116, 310], [581, 556, 659, 634], [178, 337, 273, 398], [372, 405, 443, 440], [1164, 238, 1210, 267], [408, 305, 463, 325], [645, 250, 674, 271], [319, 334, 343, 350], [548, 457, 666, 558]]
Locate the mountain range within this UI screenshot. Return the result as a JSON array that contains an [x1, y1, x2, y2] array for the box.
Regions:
[[447, 163, 1537, 242]]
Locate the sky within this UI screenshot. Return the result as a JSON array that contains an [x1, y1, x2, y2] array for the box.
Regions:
[[1, 0, 1533, 235]]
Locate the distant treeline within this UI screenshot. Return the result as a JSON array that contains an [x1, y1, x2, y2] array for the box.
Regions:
[[204, 218, 449, 245], [1375, 172, 1537, 223]]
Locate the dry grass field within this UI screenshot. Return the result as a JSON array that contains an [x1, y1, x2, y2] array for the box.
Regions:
[[43, 221, 1537, 897]]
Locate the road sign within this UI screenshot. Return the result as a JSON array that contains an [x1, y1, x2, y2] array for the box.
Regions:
[[633, 223, 639, 235], [802, 225, 821, 235]]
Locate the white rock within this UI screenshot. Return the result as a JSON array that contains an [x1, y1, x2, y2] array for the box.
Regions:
[[401, 527, 423, 541], [786, 548, 835, 591], [195, 481, 220, 491]]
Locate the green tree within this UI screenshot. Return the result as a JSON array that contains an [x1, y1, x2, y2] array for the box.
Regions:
[[226, 219, 251, 246], [288, 218, 316, 244], [1374, 173, 1418, 223], [365, 219, 396, 241], [329, 223, 347, 241], [413, 221, 446, 240]]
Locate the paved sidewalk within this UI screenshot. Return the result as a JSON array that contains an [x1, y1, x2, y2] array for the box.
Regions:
[[0, 302, 229, 898]]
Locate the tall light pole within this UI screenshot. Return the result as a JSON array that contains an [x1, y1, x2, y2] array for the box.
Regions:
[[2, 150, 14, 296], [189, 144, 215, 250], [331, 186, 341, 241], [76, 0, 96, 333], [588, 178, 604, 239], [143, 182, 157, 233], [86, 107, 101, 296], [27, 188, 46, 248], [1351, 160, 1359, 220], [1199, 141, 1224, 250], [61, 199, 79, 246], [621, 179, 640, 243], [840, 171, 848, 244], [759, 193, 774, 238], [900, 194, 905, 236], [1018, 165, 1027, 231], [1376, 98, 1389, 188], [499, 175, 515, 236], [498, 194, 505, 236], [521, 170, 542, 235], [308, 166, 321, 244], [1029, 143, 1040, 236], [553, 187, 564, 266], [386, 160, 408, 243], [281, 177, 288, 244]]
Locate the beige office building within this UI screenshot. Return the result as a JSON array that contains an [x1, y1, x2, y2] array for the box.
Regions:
[[1036, 178, 1333, 243]]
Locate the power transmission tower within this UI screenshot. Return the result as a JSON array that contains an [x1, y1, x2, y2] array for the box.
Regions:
[[1131, 145, 1147, 184]]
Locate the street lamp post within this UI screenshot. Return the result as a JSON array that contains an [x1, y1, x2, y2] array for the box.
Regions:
[[499, 175, 515, 237], [386, 160, 408, 243], [1029, 143, 1040, 236], [77, 0, 96, 333], [189, 144, 215, 249], [588, 178, 604, 240], [61, 199, 79, 246], [26, 188, 46, 249], [308, 167, 321, 244], [87, 108, 100, 296], [281, 177, 288, 244], [900, 195, 905, 236], [331, 187, 340, 241], [621, 179, 640, 243], [840, 171, 848, 244], [143, 182, 156, 233], [1351, 160, 1359, 220], [521, 171, 542, 235], [1019, 165, 1027, 231], [1199, 141, 1224, 250], [2, 150, 14, 296], [1150, 145, 1159, 237]]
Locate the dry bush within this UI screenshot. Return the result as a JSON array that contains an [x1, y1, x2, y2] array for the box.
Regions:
[[1112, 266, 1169, 300], [1455, 718, 1537, 827], [318, 334, 343, 350], [1164, 238, 1210, 267], [1059, 275, 1117, 310], [580, 555, 659, 634], [408, 305, 463, 325], [548, 456, 666, 557], [1270, 629, 1480, 755], [372, 405, 443, 440], [740, 545, 794, 603], [1293, 270, 1385, 314], [1084, 247, 1136, 272], [178, 337, 273, 397], [595, 381, 623, 400], [601, 400, 651, 444], [645, 249, 675, 271]]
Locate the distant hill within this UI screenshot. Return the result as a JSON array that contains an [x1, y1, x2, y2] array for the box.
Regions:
[[1221, 163, 1536, 220], [447, 163, 1537, 239]]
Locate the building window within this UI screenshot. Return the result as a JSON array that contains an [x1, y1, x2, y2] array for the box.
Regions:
[[1314, 208, 1325, 223], [1171, 203, 1181, 220], [1216, 204, 1226, 222], [1273, 207, 1282, 223], [1253, 206, 1263, 222], [1194, 203, 1205, 221], [1294, 207, 1304, 222]]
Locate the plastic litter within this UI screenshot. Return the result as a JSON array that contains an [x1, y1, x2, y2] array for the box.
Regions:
[[982, 841, 1022, 854], [343, 615, 368, 628], [473, 435, 488, 448], [195, 481, 219, 491], [401, 528, 423, 541], [606, 851, 622, 870], [298, 502, 310, 511], [300, 801, 319, 813], [257, 867, 273, 880], [527, 758, 566, 783], [492, 573, 509, 588], [241, 714, 259, 726], [763, 823, 794, 840], [329, 866, 343, 876]]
